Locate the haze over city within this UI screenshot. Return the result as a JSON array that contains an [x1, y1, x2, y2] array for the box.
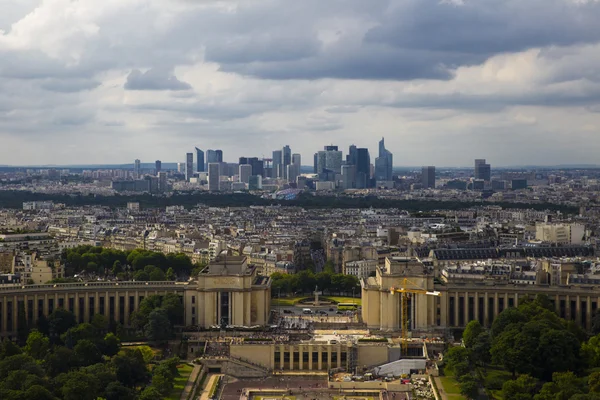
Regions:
[[2, 0, 600, 166]]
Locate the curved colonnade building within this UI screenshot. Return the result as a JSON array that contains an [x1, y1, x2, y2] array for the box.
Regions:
[[1, 253, 599, 338], [0, 256, 271, 338]]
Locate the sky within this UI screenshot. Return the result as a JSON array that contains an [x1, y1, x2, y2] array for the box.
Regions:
[[1, 0, 600, 167]]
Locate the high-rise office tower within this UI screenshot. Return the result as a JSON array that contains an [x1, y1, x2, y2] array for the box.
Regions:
[[248, 175, 262, 190], [324, 145, 338, 151], [292, 153, 301, 166], [239, 164, 252, 184], [282, 145, 291, 179], [287, 163, 300, 184], [185, 153, 194, 181], [158, 172, 167, 192], [356, 148, 370, 189], [208, 163, 220, 191], [239, 157, 248, 165], [375, 137, 393, 181], [177, 162, 185, 173], [316, 151, 327, 174], [422, 166, 436, 189], [272, 150, 283, 178], [195, 148, 205, 172], [313, 153, 318, 174], [347, 145, 357, 165], [155, 160, 162, 175], [325, 150, 342, 174], [134, 159, 141, 178], [341, 164, 356, 189], [206, 150, 222, 168], [474, 159, 491, 181]]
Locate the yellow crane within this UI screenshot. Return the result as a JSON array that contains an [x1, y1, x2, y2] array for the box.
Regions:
[[390, 278, 441, 354]]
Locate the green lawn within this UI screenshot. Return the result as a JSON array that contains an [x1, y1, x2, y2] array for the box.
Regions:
[[271, 297, 309, 306], [322, 296, 361, 305], [271, 296, 361, 306], [481, 368, 512, 400], [165, 363, 194, 400]]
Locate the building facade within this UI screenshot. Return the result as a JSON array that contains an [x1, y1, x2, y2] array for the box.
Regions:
[[0, 256, 270, 339]]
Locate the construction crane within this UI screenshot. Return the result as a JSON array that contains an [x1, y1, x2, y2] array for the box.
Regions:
[[390, 278, 441, 354]]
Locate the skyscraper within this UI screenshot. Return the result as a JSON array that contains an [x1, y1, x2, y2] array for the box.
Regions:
[[272, 150, 283, 178], [155, 160, 162, 175], [185, 153, 194, 181], [422, 166, 436, 189], [347, 145, 357, 165], [325, 149, 342, 174], [341, 164, 356, 189], [215, 150, 223, 163], [313, 153, 318, 174], [195, 148, 205, 172], [356, 148, 370, 189], [134, 159, 141, 178], [239, 164, 252, 184], [158, 172, 167, 192], [375, 137, 393, 181], [292, 153, 301, 166], [282, 145, 291, 179], [475, 159, 491, 181], [287, 163, 300, 184], [208, 163, 220, 191]]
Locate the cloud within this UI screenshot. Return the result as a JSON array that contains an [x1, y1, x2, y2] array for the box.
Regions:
[[1, 0, 600, 166], [124, 68, 192, 91]]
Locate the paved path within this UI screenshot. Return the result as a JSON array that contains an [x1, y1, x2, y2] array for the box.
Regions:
[[433, 377, 449, 400], [180, 364, 202, 400], [199, 374, 222, 400]]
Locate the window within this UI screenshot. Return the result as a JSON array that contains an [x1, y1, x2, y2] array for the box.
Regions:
[[192, 296, 195, 304]]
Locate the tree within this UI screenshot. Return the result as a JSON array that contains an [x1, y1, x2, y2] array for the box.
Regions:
[[491, 327, 530, 378], [17, 302, 30, 346], [133, 270, 150, 281], [590, 372, 600, 394], [36, 314, 49, 336], [151, 369, 174, 395], [535, 371, 583, 400], [148, 266, 166, 282], [502, 374, 538, 400], [24, 330, 50, 360], [92, 314, 109, 332], [59, 371, 101, 400], [471, 331, 492, 367], [44, 346, 75, 377], [112, 349, 149, 387], [592, 310, 600, 335], [104, 381, 135, 400], [102, 333, 121, 357], [459, 375, 479, 399], [463, 320, 484, 349], [23, 385, 58, 400], [48, 308, 77, 341], [138, 386, 163, 400], [537, 329, 582, 380], [0, 339, 22, 360], [445, 346, 470, 371], [491, 307, 526, 338], [145, 308, 172, 343], [165, 267, 176, 281], [73, 339, 102, 366], [161, 293, 184, 325], [111, 260, 123, 276], [61, 323, 98, 348]]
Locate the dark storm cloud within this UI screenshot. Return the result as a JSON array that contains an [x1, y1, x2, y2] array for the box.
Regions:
[[124, 69, 192, 91], [206, 0, 600, 81], [366, 0, 600, 55]]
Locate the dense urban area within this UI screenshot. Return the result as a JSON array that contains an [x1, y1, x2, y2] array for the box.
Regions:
[[2, 154, 600, 400]]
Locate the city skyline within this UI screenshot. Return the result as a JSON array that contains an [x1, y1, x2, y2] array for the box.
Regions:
[[2, 1, 600, 166]]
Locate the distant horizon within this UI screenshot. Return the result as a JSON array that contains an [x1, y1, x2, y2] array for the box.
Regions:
[[1, 163, 599, 170]]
